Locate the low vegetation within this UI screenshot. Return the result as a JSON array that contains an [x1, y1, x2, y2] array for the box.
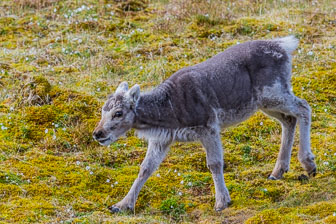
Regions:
[[0, 0, 335, 223]]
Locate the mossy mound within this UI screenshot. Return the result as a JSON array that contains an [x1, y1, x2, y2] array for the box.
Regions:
[[246, 201, 336, 224], [21, 76, 52, 106]]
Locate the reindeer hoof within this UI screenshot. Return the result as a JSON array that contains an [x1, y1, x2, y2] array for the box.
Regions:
[[298, 174, 309, 183], [215, 200, 232, 211], [267, 175, 278, 180], [108, 205, 121, 213], [308, 167, 316, 177]]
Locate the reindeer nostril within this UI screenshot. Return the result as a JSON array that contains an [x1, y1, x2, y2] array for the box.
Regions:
[[94, 130, 104, 139]]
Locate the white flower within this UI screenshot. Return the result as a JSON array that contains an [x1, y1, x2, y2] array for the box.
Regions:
[[25, 57, 29, 61], [180, 180, 184, 185], [170, 205, 173, 208], [54, 8, 57, 13], [111, 184, 114, 187], [139, 66, 143, 70], [177, 172, 181, 176], [237, 41, 240, 45], [174, 169, 177, 173], [156, 173, 160, 177], [55, 124, 59, 128], [324, 109, 327, 112], [260, 122, 263, 126], [307, 51, 313, 56], [97, 88, 100, 92], [62, 127, 66, 131], [10, 107, 14, 111], [76, 161, 80, 165], [1, 126, 7, 130], [263, 188, 268, 192], [188, 182, 192, 186], [333, 212, 336, 216], [45, 129, 48, 134], [178, 192, 182, 196], [89, 171, 93, 175], [85, 166, 90, 170], [106, 179, 110, 183], [334, 153, 336, 156], [323, 161, 329, 166], [324, 153, 327, 156], [52, 134, 56, 140], [114, 181, 118, 185]]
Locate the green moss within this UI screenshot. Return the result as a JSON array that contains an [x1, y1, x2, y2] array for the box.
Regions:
[[0, 197, 55, 222], [246, 201, 336, 224], [160, 197, 186, 220], [302, 201, 336, 218], [245, 208, 298, 224]]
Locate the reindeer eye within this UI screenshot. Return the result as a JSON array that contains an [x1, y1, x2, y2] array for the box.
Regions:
[[114, 111, 123, 118]]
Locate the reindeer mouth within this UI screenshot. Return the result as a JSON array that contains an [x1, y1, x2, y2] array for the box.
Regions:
[[98, 137, 110, 144]]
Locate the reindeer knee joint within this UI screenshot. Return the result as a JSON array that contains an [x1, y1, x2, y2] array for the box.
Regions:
[[139, 165, 151, 178], [208, 162, 223, 173]]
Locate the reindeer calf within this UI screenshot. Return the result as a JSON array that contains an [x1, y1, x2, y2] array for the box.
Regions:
[[93, 36, 316, 213]]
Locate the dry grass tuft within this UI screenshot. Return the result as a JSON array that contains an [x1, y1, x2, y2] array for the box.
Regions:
[[13, 0, 61, 9]]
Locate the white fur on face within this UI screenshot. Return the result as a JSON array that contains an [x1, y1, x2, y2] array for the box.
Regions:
[[94, 102, 135, 145]]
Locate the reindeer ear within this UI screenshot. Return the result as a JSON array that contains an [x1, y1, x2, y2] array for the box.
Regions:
[[115, 81, 129, 94], [125, 84, 140, 105]]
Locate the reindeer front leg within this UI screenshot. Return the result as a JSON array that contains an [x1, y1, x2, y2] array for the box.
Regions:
[[109, 139, 171, 213], [200, 130, 231, 211]]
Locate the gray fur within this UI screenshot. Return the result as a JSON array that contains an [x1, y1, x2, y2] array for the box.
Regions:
[[93, 36, 316, 213]]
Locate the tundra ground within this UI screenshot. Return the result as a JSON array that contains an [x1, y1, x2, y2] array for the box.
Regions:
[[0, 0, 335, 223]]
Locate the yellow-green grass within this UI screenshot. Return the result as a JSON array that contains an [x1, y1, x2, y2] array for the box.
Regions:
[[0, 0, 335, 223]]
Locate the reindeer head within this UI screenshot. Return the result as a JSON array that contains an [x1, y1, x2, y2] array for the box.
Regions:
[[93, 82, 140, 146]]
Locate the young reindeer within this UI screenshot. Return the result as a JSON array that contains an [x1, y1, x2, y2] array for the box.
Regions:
[[93, 36, 316, 213]]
